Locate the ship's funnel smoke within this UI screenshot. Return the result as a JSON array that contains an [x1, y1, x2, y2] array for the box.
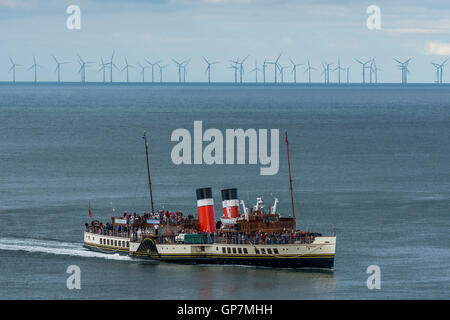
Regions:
[[196, 187, 216, 233], [221, 188, 240, 218]]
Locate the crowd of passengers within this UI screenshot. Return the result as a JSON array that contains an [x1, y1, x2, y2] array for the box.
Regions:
[[85, 210, 195, 237]]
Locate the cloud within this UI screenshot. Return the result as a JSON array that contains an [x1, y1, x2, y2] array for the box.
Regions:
[[425, 41, 450, 56]]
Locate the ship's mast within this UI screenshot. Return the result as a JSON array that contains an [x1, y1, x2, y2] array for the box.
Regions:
[[143, 131, 154, 214], [285, 130, 296, 229]]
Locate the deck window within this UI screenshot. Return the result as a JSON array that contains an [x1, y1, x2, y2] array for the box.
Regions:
[[232, 248, 237, 254], [238, 248, 242, 254], [114, 240, 117, 247], [222, 248, 226, 254], [267, 248, 272, 254], [255, 248, 260, 254], [227, 247, 231, 254], [243, 248, 248, 254], [107, 239, 110, 245], [127, 242, 129, 247], [261, 248, 266, 254], [273, 248, 279, 254]]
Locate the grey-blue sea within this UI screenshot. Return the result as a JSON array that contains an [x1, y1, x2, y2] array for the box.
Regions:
[[0, 83, 449, 299]]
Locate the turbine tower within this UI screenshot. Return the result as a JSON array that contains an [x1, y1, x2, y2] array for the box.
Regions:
[[343, 66, 350, 84], [277, 64, 289, 83], [289, 58, 303, 83], [156, 63, 168, 83], [203, 56, 219, 83], [107, 51, 119, 83], [77, 55, 94, 83], [304, 59, 316, 83], [8, 57, 22, 83], [354, 58, 372, 84], [321, 62, 332, 84], [250, 61, 261, 83], [145, 59, 161, 83], [182, 60, 190, 83], [431, 59, 447, 84], [268, 53, 282, 83], [52, 55, 70, 83], [171, 59, 186, 83], [371, 59, 382, 84], [27, 56, 42, 83], [98, 58, 108, 82], [228, 63, 239, 83], [138, 63, 148, 83], [231, 56, 248, 83], [393, 58, 413, 84], [262, 59, 267, 83], [121, 57, 135, 83], [333, 58, 345, 84]]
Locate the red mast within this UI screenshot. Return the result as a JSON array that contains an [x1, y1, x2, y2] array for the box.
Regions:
[[285, 130, 296, 229]]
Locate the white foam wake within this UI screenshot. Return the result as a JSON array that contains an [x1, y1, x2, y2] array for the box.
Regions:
[[0, 237, 132, 261]]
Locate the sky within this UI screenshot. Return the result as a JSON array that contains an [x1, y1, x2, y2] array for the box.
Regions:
[[1, 0, 450, 83]]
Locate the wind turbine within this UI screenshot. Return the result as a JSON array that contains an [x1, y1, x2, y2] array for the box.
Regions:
[[333, 58, 345, 84], [228, 63, 239, 83], [121, 57, 135, 83], [321, 62, 332, 84], [289, 58, 303, 83], [8, 57, 22, 83], [231, 56, 248, 83], [156, 63, 168, 83], [250, 61, 261, 83], [354, 58, 372, 84], [203, 56, 219, 83], [52, 55, 70, 83], [262, 59, 267, 83], [343, 66, 350, 84], [371, 59, 382, 83], [77, 55, 94, 83], [277, 64, 289, 83], [107, 51, 119, 83], [27, 56, 42, 83], [393, 58, 413, 84], [304, 59, 316, 84], [431, 59, 447, 84], [98, 58, 108, 82], [145, 59, 161, 83], [268, 53, 282, 83], [138, 63, 148, 83], [182, 60, 190, 83], [172, 59, 185, 83]]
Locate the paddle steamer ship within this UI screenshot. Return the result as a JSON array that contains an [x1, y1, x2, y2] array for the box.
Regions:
[[83, 132, 336, 269]]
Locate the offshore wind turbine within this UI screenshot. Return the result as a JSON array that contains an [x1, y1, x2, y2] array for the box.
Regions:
[[145, 59, 161, 83], [203, 56, 219, 83], [77, 55, 94, 83], [121, 57, 135, 83], [333, 58, 345, 84], [27, 56, 42, 83], [228, 63, 239, 83], [354, 58, 372, 84], [289, 58, 303, 83], [106, 51, 120, 83], [52, 55, 70, 83], [8, 57, 22, 83], [262, 59, 267, 83], [277, 64, 289, 83], [343, 66, 350, 83], [431, 59, 447, 84], [138, 63, 148, 83], [371, 60, 382, 83], [268, 53, 282, 83], [231, 56, 248, 83], [98, 58, 108, 82], [171, 59, 185, 83], [393, 58, 413, 84], [321, 62, 332, 84], [156, 63, 168, 83], [250, 61, 261, 83], [304, 59, 316, 83], [182, 60, 190, 83]]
